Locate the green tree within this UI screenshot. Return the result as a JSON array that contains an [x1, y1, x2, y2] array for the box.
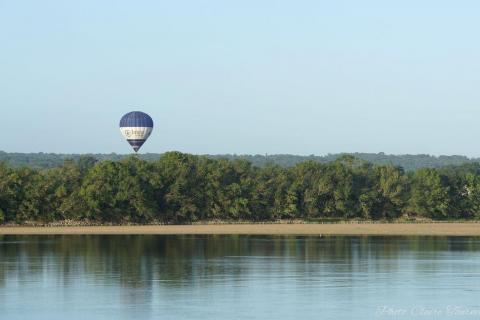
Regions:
[[359, 165, 407, 219], [406, 168, 450, 219]]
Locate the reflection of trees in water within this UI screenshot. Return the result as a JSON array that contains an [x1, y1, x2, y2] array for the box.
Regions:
[[1, 235, 480, 291]]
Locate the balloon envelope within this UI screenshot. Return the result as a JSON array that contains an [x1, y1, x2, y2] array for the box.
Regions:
[[119, 111, 154, 152]]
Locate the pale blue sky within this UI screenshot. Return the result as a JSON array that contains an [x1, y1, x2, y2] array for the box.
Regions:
[[1, 0, 479, 155]]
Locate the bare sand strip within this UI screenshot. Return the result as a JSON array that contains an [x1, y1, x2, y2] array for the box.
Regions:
[[0, 223, 480, 235]]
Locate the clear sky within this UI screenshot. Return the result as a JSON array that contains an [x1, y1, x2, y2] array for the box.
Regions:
[[1, 0, 479, 155]]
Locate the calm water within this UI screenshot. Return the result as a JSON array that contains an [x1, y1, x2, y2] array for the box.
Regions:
[[1, 235, 480, 319]]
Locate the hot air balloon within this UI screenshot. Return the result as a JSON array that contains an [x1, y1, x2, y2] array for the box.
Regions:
[[119, 111, 154, 152]]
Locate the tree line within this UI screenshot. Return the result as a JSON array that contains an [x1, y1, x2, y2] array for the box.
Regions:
[[1, 151, 478, 171], [1, 152, 480, 224]]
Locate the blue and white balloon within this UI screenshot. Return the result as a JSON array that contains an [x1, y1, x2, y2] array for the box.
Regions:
[[119, 111, 154, 152]]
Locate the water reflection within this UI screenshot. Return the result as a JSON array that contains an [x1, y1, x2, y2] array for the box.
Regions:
[[1, 235, 480, 319]]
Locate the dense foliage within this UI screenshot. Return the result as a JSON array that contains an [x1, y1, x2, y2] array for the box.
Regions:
[[1, 151, 478, 171], [2, 152, 480, 224]]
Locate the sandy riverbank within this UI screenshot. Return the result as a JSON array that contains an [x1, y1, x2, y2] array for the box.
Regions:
[[1, 223, 480, 235]]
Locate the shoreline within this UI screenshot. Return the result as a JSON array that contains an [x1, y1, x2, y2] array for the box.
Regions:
[[1, 223, 480, 235]]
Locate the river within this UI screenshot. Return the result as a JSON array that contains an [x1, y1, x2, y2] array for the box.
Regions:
[[1, 235, 479, 319]]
